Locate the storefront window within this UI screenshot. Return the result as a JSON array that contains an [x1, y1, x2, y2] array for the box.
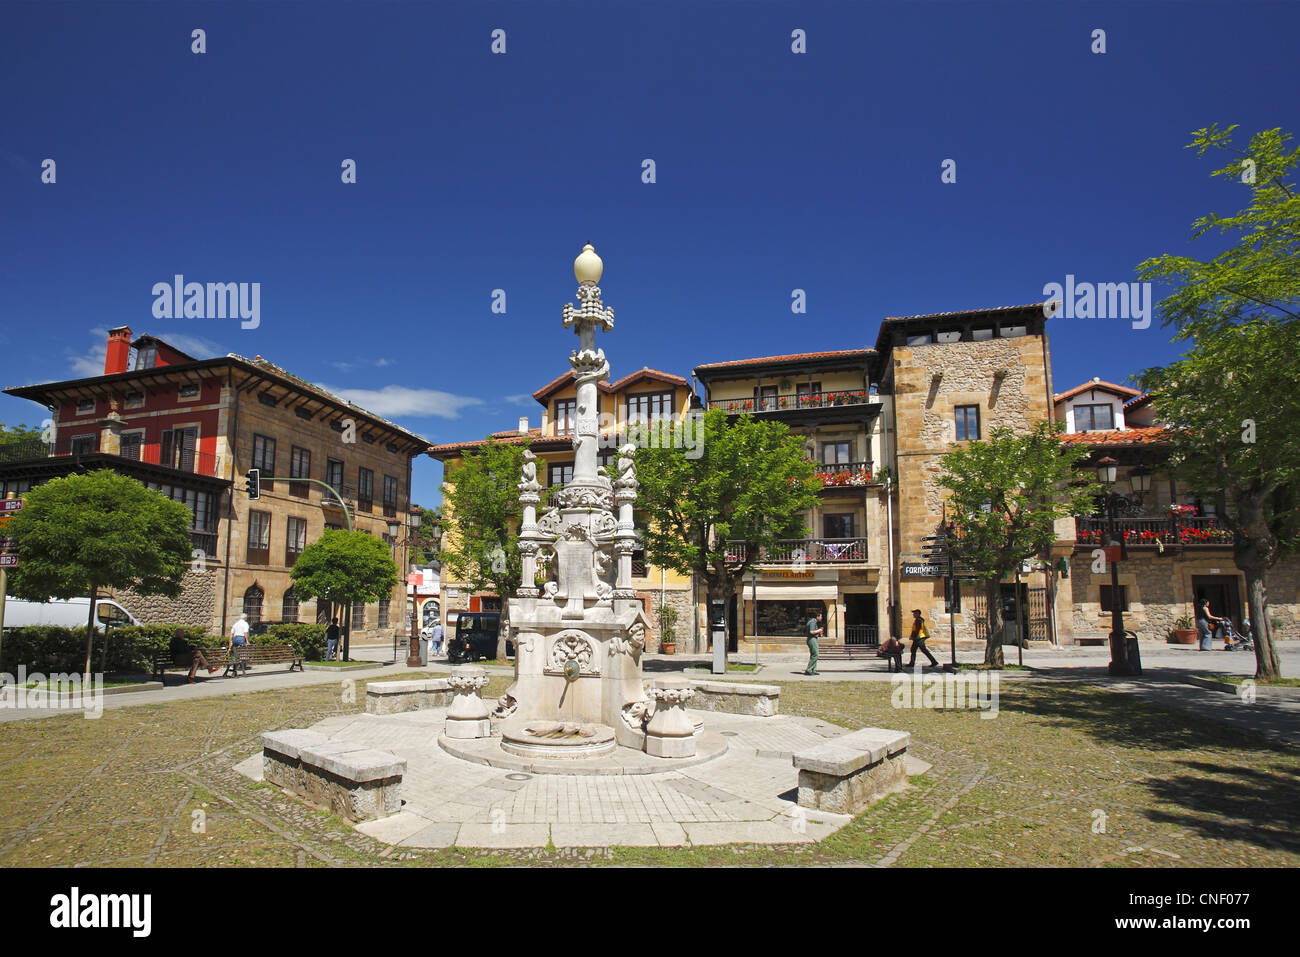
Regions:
[[756, 600, 826, 637]]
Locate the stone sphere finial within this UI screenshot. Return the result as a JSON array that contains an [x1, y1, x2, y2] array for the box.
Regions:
[[574, 243, 603, 285]]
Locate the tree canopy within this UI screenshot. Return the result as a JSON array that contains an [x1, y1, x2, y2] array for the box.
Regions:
[[939, 422, 1101, 666], [4, 470, 194, 675], [633, 408, 820, 609], [290, 529, 399, 659]]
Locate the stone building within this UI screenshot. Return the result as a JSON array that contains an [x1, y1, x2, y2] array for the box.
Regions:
[[429, 367, 698, 648], [1, 327, 429, 642], [1057, 379, 1299, 642], [692, 349, 888, 652]]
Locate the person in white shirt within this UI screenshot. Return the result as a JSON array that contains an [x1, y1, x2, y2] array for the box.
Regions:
[[229, 613, 251, 671]]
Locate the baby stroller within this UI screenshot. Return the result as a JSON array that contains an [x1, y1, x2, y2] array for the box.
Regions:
[[1223, 620, 1255, 652]]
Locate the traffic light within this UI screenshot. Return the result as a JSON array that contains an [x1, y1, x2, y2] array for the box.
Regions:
[[245, 468, 260, 500]]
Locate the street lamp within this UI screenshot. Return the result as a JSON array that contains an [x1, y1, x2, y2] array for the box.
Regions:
[[1096, 456, 1142, 676]]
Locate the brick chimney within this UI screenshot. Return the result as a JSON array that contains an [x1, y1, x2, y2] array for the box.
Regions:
[[104, 326, 132, 375]]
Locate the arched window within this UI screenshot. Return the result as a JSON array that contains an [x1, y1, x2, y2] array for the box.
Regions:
[[316, 600, 333, 625], [243, 585, 264, 625], [282, 587, 299, 623]]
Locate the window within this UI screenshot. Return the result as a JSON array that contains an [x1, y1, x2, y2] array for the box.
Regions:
[[326, 459, 344, 493], [71, 435, 97, 455], [821, 441, 852, 464], [252, 434, 275, 490], [282, 588, 299, 623], [290, 446, 311, 497], [796, 382, 823, 399], [548, 462, 574, 487], [955, 405, 981, 441], [632, 549, 647, 578], [1100, 585, 1129, 613], [757, 600, 828, 637], [161, 427, 198, 471], [823, 513, 856, 538], [936, 330, 962, 344], [294, 406, 314, 420], [757, 386, 778, 411], [378, 599, 390, 629], [362, 432, 376, 444], [971, 327, 994, 342], [258, 393, 278, 407], [247, 510, 272, 564], [906, 333, 933, 346], [383, 475, 399, 517], [358, 468, 374, 512], [243, 585, 264, 626], [998, 324, 1027, 338], [286, 516, 307, 565], [76, 399, 95, 416], [324, 522, 342, 532], [626, 391, 673, 424], [1075, 404, 1114, 432], [124, 392, 144, 409], [554, 399, 576, 436], [134, 344, 156, 370], [120, 431, 144, 461], [178, 384, 200, 399], [351, 601, 366, 631]]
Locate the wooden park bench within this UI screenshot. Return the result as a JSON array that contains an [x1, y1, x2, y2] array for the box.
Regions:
[[153, 643, 303, 680], [816, 643, 882, 661]]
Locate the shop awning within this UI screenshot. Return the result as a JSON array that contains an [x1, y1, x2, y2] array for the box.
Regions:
[[751, 583, 839, 601]]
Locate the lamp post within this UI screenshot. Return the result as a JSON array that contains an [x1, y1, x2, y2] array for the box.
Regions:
[[1097, 457, 1143, 676]]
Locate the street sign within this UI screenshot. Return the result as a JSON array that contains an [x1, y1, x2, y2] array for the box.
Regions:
[[0, 499, 23, 513], [0, 555, 17, 567], [0, 537, 14, 550], [902, 562, 943, 577]]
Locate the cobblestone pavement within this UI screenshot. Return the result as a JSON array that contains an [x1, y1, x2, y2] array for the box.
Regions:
[[241, 709, 868, 848]]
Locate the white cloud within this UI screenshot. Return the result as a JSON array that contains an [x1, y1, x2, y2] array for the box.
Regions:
[[146, 331, 222, 358], [66, 327, 109, 377], [331, 357, 394, 373], [320, 384, 483, 419], [504, 393, 536, 406]]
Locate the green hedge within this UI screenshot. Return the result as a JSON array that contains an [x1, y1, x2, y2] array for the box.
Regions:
[[254, 623, 327, 661], [0, 624, 210, 674]]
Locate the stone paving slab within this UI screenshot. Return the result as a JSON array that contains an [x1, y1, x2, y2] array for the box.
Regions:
[[259, 706, 909, 848]]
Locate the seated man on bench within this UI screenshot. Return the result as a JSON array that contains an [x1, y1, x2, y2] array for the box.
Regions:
[[875, 633, 905, 673], [171, 628, 219, 683]]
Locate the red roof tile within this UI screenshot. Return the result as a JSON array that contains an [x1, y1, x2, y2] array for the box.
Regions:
[[1053, 379, 1142, 404], [881, 302, 1055, 323], [694, 349, 874, 373], [1059, 426, 1167, 447]]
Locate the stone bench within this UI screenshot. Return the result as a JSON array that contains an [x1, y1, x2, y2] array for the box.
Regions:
[[262, 729, 405, 822], [792, 727, 910, 814], [685, 680, 780, 717], [365, 678, 454, 715]]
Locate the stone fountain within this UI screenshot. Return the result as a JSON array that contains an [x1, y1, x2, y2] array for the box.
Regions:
[[490, 244, 696, 761]]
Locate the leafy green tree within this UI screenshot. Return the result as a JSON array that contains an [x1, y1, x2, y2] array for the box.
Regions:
[[0, 422, 46, 445], [633, 408, 820, 638], [1136, 125, 1299, 333], [290, 529, 399, 660], [437, 438, 546, 601], [408, 504, 441, 566], [1138, 321, 1300, 679], [939, 422, 1101, 667], [4, 470, 193, 676]]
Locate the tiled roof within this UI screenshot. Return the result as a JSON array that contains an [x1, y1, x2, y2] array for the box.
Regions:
[[533, 367, 689, 403], [1059, 426, 1167, 447], [229, 353, 431, 446], [1053, 379, 1142, 404], [1124, 392, 1154, 411], [880, 302, 1054, 324], [694, 349, 874, 373], [428, 431, 574, 458]]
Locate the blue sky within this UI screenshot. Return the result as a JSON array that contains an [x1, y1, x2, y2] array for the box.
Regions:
[[2, 0, 1297, 509]]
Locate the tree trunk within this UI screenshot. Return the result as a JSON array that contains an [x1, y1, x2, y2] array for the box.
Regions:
[[983, 577, 1004, 667], [83, 584, 97, 679], [1234, 495, 1282, 681]]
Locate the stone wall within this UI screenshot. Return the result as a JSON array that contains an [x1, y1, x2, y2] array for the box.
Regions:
[[635, 586, 693, 648], [110, 569, 218, 633]]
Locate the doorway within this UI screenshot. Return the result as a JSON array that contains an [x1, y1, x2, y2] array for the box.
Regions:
[[1193, 576, 1242, 628], [999, 583, 1030, 646], [844, 593, 879, 646]]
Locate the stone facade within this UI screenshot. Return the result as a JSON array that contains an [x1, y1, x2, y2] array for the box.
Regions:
[[109, 568, 217, 630]]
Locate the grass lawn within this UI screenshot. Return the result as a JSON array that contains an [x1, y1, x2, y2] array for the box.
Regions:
[[0, 672, 1296, 867], [688, 663, 760, 673], [1201, 674, 1300, 688]]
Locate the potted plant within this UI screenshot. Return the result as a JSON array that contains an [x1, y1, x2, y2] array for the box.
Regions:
[[657, 603, 679, 655], [1169, 614, 1197, 644]]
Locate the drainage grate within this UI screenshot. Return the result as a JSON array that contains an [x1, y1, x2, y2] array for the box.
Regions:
[[505, 773, 532, 781]]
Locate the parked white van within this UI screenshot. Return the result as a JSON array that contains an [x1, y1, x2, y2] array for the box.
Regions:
[[1, 597, 138, 632]]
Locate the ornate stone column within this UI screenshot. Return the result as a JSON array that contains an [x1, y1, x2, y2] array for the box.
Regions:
[[444, 666, 491, 739], [645, 677, 697, 758]]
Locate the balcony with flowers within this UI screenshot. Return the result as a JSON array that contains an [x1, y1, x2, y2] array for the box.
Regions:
[[712, 389, 875, 414], [814, 461, 874, 488], [1074, 514, 1234, 549]]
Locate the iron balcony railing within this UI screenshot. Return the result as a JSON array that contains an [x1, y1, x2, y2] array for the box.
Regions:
[[712, 390, 874, 413], [1074, 515, 1234, 548], [725, 537, 868, 564], [0, 439, 219, 478]]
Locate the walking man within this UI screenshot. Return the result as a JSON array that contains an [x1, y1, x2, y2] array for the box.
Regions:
[[431, 621, 444, 658], [804, 611, 825, 676], [907, 609, 939, 669], [325, 617, 341, 661], [229, 612, 251, 675]]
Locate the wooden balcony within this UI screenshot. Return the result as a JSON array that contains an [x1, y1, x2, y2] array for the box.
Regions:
[[711, 390, 873, 414], [725, 537, 868, 564], [1074, 516, 1233, 548]]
